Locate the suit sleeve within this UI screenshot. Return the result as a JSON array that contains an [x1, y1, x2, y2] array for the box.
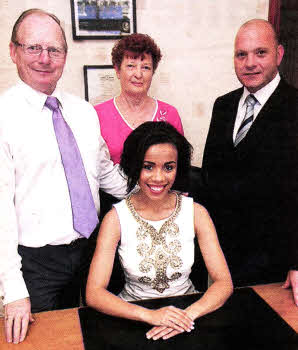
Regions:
[[200, 97, 224, 206], [282, 89, 298, 270]]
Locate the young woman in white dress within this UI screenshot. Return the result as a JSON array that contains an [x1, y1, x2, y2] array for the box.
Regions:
[[86, 121, 233, 341]]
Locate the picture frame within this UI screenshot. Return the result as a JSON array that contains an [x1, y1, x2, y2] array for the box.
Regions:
[[83, 65, 121, 105], [70, 0, 137, 40]]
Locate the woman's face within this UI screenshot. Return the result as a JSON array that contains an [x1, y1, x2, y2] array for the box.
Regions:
[[115, 52, 153, 97], [138, 143, 178, 202]]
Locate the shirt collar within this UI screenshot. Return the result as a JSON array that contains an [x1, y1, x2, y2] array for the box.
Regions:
[[17, 79, 64, 111], [240, 73, 280, 107]]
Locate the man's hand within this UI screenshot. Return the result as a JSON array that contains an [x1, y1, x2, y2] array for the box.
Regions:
[[282, 270, 298, 306], [4, 297, 35, 344]]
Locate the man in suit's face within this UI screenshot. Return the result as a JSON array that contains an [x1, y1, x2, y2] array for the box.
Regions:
[[233, 19, 284, 93]]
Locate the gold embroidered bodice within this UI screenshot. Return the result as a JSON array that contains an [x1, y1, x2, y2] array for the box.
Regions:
[[126, 193, 183, 293]]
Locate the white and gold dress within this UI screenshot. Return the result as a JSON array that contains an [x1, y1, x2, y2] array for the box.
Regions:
[[113, 193, 196, 301]]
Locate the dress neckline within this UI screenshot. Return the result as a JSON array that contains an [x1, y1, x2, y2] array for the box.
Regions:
[[113, 97, 158, 130], [125, 192, 181, 224]]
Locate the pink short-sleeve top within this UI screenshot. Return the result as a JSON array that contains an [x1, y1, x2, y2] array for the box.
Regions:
[[95, 98, 184, 164]]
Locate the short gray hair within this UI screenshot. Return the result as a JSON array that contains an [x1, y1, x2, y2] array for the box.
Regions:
[[11, 8, 68, 52]]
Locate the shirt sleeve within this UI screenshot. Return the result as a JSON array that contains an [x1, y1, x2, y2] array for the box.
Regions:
[[97, 125, 128, 199], [0, 138, 29, 305]]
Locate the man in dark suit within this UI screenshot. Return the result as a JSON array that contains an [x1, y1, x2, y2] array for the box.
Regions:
[[202, 19, 297, 305]]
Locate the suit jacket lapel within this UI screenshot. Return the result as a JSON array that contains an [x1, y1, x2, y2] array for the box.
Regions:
[[227, 90, 242, 147], [235, 80, 286, 159], [216, 88, 243, 152]]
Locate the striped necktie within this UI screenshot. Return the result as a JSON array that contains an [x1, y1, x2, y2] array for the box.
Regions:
[[234, 94, 258, 147], [45, 96, 99, 238]]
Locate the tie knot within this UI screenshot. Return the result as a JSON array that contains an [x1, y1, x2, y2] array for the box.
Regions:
[[45, 96, 59, 111], [245, 94, 257, 107]]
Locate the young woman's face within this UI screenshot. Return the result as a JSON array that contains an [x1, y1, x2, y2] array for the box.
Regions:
[[138, 143, 178, 201]]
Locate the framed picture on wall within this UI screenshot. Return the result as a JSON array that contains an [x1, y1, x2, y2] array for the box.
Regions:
[[70, 0, 137, 40], [84, 65, 121, 105]]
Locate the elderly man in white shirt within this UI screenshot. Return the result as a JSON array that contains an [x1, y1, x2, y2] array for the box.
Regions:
[[0, 8, 127, 344]]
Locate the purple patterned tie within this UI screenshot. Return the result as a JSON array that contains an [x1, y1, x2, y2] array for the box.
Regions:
[[45, 96, 98, 238]]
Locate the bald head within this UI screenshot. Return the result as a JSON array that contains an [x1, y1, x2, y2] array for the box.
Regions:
[[234, 19, 284, 93], [236, 19, 279, 48]]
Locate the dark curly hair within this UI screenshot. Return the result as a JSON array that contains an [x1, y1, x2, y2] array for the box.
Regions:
[[120, 122, 193, 194], [112, 33, 162, 73]]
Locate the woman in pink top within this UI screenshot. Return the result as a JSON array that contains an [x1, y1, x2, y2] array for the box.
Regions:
[[94, 33, 184, 165]]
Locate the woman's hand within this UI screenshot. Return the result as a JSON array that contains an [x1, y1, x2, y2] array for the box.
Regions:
[[146, 326, 184, 340], [144, 306, 194, 333]]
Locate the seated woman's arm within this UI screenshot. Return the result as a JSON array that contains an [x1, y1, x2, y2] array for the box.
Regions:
[[185, 203, 233, 318], [147, 203, 233, 340], [86, 208, 194, 333]]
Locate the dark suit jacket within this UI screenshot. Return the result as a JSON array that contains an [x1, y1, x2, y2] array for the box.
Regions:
[[201, 79, 298, 286]]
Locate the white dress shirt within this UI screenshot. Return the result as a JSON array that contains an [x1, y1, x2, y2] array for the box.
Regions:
[[0, 81, 127, 305], [233, 73, 281, 141]]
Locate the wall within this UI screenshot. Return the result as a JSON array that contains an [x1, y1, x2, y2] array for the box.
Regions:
[[0, 0, 269, 166]]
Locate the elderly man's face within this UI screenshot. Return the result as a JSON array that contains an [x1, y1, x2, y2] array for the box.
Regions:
[[10, 14, 66, 95], [234, 22, 284, 93]]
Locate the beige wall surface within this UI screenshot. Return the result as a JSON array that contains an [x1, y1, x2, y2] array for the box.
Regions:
[[0, 0, 268, 166]]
